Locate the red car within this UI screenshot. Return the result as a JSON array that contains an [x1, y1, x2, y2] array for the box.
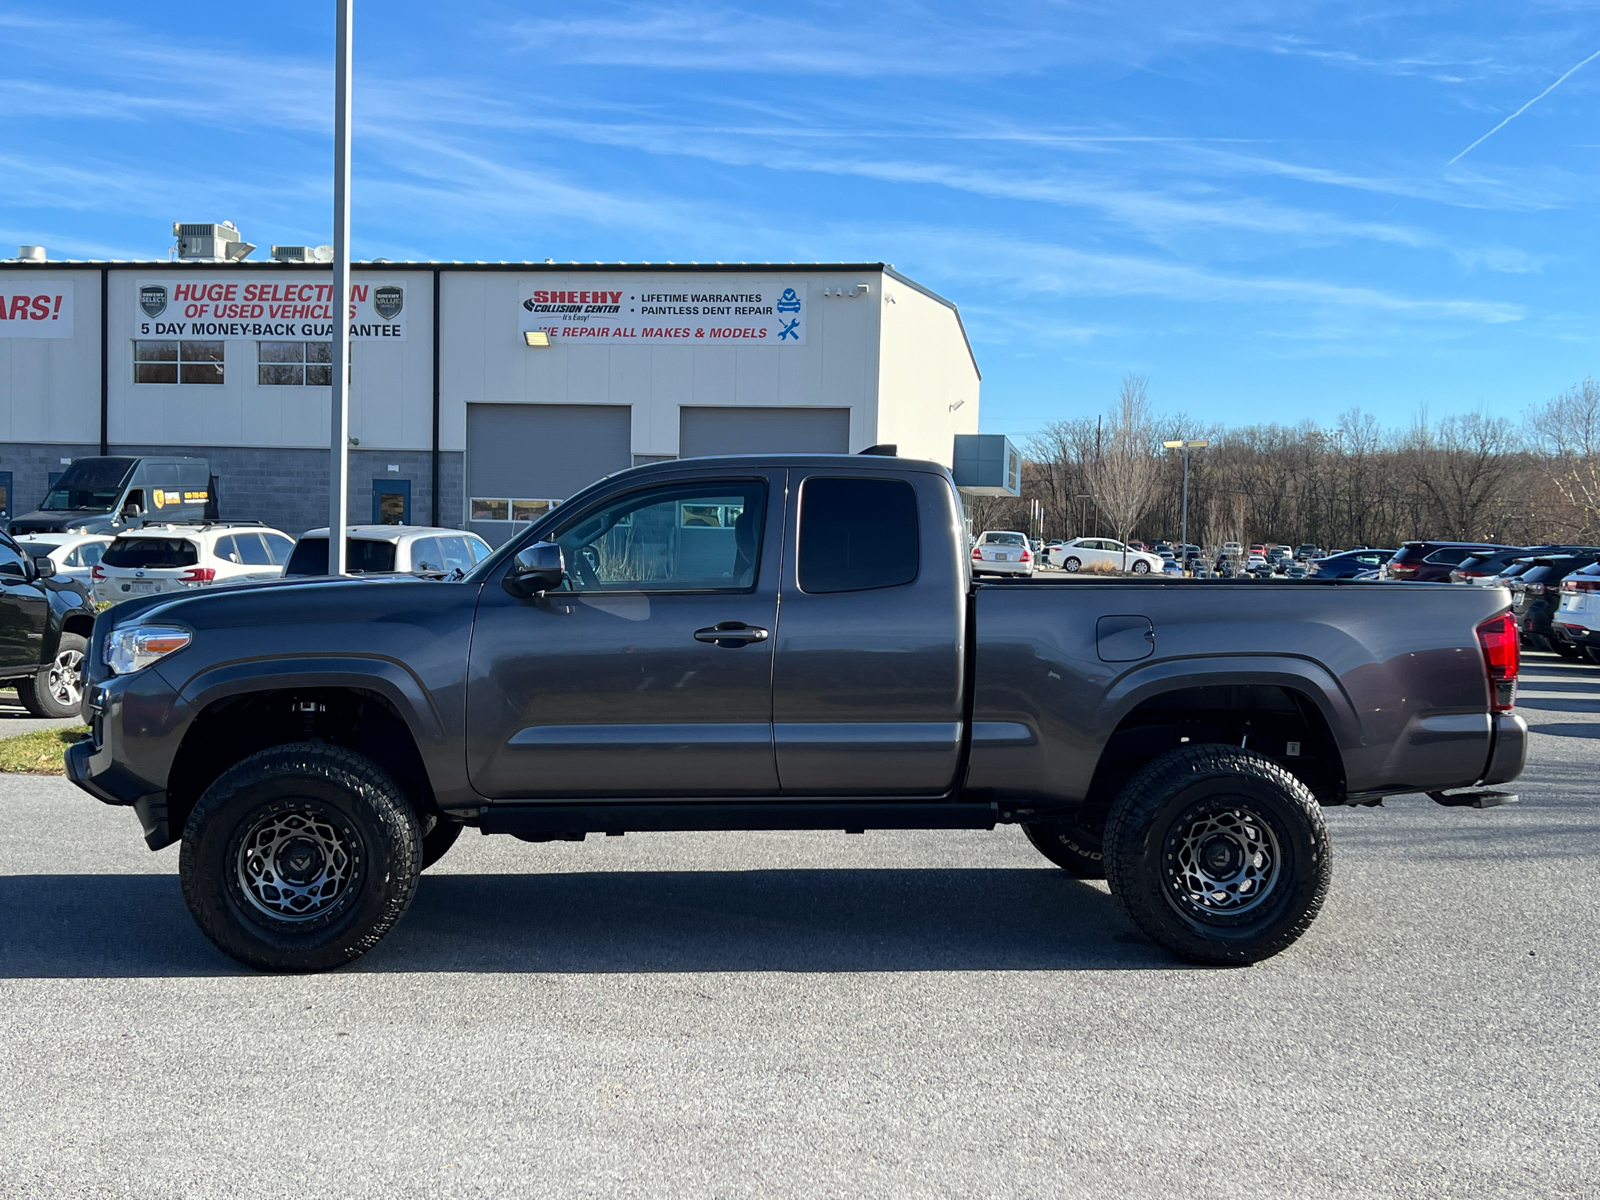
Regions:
[[1386, 541, 1517, 583]]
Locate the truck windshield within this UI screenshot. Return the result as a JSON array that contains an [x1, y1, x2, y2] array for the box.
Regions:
[[284, 537, 398, 576], [40, 458, 137, 512], [103, 537, 199, 568]]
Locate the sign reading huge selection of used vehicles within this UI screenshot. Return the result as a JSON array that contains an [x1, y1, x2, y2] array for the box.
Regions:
[[0, 279, 73, 337], [134, 279, 408, 341], [519, 278, 806, 345]]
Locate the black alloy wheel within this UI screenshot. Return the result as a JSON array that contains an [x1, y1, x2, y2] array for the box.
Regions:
[[1104, 744, 1331, 966], [18, 632, 88, 719], [180, 743, 421, 972]]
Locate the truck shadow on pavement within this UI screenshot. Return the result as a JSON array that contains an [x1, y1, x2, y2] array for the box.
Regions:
[[0, 868, 1181, 978]]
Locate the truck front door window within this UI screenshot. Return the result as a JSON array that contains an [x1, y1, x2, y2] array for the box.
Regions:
[[556, 483, 765, 592]]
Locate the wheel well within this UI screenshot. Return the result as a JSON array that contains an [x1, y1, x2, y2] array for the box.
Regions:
[[1085, 684, 1345, 811], [166, 688, 438, 838], [61, 613, 95, 640]]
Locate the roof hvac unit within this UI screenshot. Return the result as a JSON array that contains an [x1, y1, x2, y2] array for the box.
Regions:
[[270, 245, 335, 263], [172, 221, 256, 262]]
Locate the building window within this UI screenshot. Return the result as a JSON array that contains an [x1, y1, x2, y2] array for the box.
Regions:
[[470, 498, 561, 523], [258, 340, 332, 386], [134, 340, 224, 385]]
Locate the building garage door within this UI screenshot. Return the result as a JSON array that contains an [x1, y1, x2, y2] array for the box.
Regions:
[[679, 407, 850, 459], [467, 403, 632, 544]]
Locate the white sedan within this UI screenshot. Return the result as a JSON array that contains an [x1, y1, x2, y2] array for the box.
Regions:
[[971, 530, 1035, 577], [1047, 537, 1163, 574]]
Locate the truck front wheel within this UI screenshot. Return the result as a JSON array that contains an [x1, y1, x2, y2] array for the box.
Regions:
[[179, 743, 422, 973], [1022, 816, 1106, 879], [18, 632, 87, 719], [1103, 745, 1331, 966]]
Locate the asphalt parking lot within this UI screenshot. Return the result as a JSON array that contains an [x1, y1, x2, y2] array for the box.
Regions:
[[2, 655, 1597, 1199]]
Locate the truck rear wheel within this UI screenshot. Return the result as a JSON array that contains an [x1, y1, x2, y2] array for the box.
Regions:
[[1103, 745, 1331, 966], [1022, 816, 1106, 879], [17, 632, 87, 719], [179, 743, 422, 973]]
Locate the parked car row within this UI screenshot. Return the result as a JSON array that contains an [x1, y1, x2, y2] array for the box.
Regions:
[[17, 521, 494, 607]]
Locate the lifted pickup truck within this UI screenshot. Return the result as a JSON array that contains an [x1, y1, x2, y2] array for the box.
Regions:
[[68, 453, 1526, 972]]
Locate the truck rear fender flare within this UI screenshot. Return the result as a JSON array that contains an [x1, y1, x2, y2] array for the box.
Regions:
[[1099, 655, 1359, 751]]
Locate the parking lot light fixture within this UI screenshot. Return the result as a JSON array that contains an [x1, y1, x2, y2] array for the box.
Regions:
[[1164, 439, 1210, 565]]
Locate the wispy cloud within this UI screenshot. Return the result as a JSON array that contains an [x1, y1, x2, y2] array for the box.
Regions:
[[845, 226, 1525, 325]]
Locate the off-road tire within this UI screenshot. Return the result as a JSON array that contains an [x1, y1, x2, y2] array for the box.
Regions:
[[179, 742, 421, 973], [1103, 745, 1331, 966], [420, 817, 463, 870], [17, 632, 87, 719], [1023, 815, 1107, 879]]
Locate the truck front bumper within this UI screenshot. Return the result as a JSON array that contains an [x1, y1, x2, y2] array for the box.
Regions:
[[65, 673, 184, 849]]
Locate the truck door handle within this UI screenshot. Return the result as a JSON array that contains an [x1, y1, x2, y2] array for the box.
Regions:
[[694, 622, 770, 645]]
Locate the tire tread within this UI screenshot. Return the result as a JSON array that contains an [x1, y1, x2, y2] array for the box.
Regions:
[[1104, 744, 1331, 965]]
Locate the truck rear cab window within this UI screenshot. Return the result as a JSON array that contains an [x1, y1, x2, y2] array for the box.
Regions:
[[798, 477, 919, 593]]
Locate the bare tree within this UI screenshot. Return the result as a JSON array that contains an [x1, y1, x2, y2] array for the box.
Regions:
[[1088, 374, 1162, 568], [1528, 377, 1600, 541], [1411, 413, 1522, 540]]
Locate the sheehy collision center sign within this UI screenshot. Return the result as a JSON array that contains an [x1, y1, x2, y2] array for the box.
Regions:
[[519, 278, 806, 345], [135, 278, 407, 341], [0, 279, 73, 338]]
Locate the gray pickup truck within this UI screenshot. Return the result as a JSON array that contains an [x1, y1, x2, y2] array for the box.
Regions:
[[67, 452, 1526, 973]]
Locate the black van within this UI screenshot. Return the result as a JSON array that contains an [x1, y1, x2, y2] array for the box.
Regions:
[[8, 456, 213, 536]]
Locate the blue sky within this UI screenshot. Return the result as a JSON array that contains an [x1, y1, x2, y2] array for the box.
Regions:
[[3, 2, 1598, 438]]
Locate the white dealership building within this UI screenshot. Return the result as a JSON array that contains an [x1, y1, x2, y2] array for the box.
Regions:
[[0, 228, 1003, 541]]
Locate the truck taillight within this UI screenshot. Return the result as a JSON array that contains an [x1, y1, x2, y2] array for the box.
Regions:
[[91, 565, 106, 581], [1476, 613, 1518, 714], [179, 567, 216, 584]]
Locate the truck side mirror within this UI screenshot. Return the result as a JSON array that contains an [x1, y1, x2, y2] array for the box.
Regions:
[[31, 556, 56, 579], [122, 503, 142, 521], [503, 540, 565, 597]]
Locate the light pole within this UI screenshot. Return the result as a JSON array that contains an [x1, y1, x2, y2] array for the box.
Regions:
[[328, 0, 354, 575], [1073, 493, 1091, 538], [1162, 440, 1209, 563]]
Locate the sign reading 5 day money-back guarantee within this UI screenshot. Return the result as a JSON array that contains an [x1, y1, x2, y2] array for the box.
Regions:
[[519, 278, 806, 345], [135, 278, 407, 340]]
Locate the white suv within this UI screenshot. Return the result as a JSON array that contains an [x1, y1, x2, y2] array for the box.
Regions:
[[93, 522, 295, 603], [283, 525, 492, 577]]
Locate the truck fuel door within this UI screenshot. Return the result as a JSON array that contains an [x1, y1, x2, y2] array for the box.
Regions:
[[1097, 614, 1155, 662]]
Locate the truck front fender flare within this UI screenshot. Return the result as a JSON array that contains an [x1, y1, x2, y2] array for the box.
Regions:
[[165, 653, 448, 746]]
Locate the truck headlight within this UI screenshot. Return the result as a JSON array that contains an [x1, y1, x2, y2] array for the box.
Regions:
[[105, 626, 191, 675]]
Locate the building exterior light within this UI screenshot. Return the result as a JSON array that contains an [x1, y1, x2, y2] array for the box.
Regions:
[[523, 331, 551, 347]]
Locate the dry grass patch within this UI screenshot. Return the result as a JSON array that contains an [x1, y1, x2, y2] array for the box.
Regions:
[[0, 725, 90, 775]]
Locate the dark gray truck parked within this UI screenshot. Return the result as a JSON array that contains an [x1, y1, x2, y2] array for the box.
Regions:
[[67, 453, 1527, 972]]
